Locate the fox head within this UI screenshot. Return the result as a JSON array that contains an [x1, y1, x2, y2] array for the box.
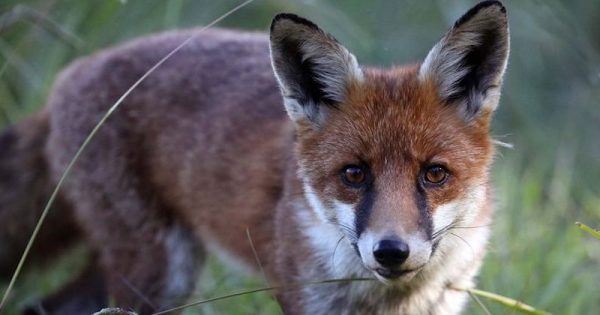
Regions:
[[270, 1, 508, 283]]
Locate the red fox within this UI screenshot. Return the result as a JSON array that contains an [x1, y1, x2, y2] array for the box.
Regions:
[[0, 1, 509, 314]]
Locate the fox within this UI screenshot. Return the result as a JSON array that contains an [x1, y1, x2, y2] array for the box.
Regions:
[[0, 1, 509, 314]]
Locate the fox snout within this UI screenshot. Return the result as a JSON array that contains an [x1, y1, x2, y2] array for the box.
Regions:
[[357, 229, 432, 283], [373, 238, 410, 268]]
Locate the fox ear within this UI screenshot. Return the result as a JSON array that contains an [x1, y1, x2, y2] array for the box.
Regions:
[[419, 1, 509, 119], [270, 13, 363, 126]]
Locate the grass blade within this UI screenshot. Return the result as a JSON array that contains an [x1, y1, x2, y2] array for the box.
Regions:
[[467, 289, 493, 315], [150, 278, 373, 315], [575, 221, 600, 239], [0, 5, 83, 49], [454, 287, 552, 315]]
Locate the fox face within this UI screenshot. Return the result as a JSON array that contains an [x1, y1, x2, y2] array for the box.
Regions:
[[270, 1, 508, 284]]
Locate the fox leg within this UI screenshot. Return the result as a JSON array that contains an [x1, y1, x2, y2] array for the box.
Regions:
[[84, 207, 202, 314], [101, 223, 202, 314], [47, 133, 203, 314]]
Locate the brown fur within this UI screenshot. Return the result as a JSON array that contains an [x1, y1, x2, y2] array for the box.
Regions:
[[42, 28, 288, 313]]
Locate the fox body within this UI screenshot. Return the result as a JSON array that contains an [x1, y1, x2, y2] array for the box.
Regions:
[[0, 1, 509, 314]]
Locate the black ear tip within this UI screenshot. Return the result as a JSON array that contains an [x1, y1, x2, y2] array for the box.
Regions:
[[472, 0, 506, 13], [455, 1, 507, 28], [271, 13, 319, 32]]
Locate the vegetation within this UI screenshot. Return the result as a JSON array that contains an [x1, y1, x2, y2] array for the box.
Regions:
[[1, 0, 598, 314]]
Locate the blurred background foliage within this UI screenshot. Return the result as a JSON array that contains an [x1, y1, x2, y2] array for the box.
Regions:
[[0, 0, 598, 314]]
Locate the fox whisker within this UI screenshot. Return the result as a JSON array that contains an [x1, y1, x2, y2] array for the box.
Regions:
[[330, 235, 346, 273], [448, 232, 475, 258]]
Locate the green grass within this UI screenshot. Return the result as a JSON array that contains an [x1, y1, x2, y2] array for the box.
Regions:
[[1, 0, 599, 314], [469, 155, 600, 314]]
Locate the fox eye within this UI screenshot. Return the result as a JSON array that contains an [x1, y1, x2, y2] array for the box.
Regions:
[[341, 165, 366, 187], [423, 165, 448, 185]]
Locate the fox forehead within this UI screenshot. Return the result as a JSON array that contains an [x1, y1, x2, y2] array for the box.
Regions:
[[298, 66, 493, 178]]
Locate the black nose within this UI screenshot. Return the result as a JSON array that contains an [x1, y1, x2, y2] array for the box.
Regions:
[[373, 239, 410, 268]]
